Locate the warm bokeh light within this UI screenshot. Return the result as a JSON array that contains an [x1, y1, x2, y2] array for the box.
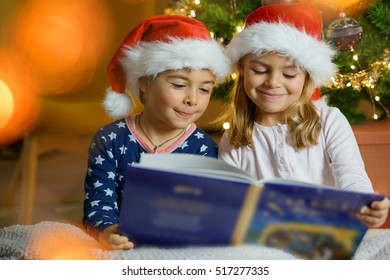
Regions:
[[0, 49, 40, 146], [222, 122, 231, 130], [315, 0, 376, 24], [28, 222, 99, 260], [0, 79, 14, 131], [5, 0, 113, 95]]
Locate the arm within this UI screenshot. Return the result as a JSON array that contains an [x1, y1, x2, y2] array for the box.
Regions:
[[322, 107, 373, 193], [83, 128, 120, 238], [83, 121, 133, 249], [322, 107, 389, 227]]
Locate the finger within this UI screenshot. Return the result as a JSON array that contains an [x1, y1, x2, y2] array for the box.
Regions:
[[357, 213, 385, 228], [360, 206, 387, 218], [111, 241, 135, 250], [371, 198, 390, 210], [109, 234, 129, 245]]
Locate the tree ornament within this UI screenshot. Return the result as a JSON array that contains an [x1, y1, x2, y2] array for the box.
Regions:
[[326, 12, 363, 51]]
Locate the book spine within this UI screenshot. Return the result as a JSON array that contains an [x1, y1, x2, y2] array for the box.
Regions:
[[231, 185, 262, 245]]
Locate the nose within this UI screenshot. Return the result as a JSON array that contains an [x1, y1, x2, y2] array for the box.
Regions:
[[184, 88, 198, 106], [264, 72, 280, 88]]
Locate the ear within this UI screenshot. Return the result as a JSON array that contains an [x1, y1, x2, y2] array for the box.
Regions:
[[138, 77, 148, 93]]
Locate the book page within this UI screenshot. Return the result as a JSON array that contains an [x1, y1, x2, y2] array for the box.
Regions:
[[138, 154, 256, 183]]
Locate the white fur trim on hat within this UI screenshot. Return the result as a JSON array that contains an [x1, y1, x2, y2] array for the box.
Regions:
[[227, 22, 337, 87], [103, 89, 132, 119], [121, 37, 231, 96]]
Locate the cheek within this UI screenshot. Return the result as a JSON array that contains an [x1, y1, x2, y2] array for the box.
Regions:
[[287, 79, 306, 97], [198, 94, 211, 111], [151, 89, 179, 107], [243, 72, 261, 90], [243, 77, 259, 100]]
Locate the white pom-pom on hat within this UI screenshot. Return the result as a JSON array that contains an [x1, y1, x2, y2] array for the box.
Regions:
[[103, 89, 132, 119]]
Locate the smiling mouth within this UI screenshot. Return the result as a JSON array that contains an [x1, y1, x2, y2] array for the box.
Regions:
[[176, 110, 193, 118], [259, 90, 286, 98]]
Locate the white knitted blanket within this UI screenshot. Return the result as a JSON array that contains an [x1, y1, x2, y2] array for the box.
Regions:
[[0, 221, 389, 260]]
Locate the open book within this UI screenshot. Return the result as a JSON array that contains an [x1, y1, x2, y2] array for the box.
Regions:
[[118, 154, 385, 260]]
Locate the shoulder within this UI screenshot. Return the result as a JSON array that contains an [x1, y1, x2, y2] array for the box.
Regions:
[[93, 118, 130, 137], [313, 100, 349, 127], [178, 125, 217, 157], [99, 118, 128, 132], [90, 118, 133, 150], [313, 100, 354, 141], [189, 126, 216, 141]]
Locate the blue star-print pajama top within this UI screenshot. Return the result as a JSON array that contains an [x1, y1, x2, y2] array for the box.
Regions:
[[83, 115, 218, 239]]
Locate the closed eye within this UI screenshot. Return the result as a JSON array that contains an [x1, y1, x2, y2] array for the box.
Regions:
[[252, 68, 267, 74], [199, 87, 212, 94], [171, 83, 186, 89], [283, 74, 298, 79]]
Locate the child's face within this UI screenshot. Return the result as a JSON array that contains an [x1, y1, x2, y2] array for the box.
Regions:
[[140, 68, 215, 130], [240, 53, 307, 125]]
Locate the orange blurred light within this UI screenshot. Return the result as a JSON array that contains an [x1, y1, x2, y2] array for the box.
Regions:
[[315, 0, 376, 25], [0, 49, 40, 146], [8, 0, 113, 95], [0, 80, 14, 131]]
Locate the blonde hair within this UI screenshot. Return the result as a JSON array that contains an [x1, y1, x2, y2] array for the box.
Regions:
[[216, 59, 321, 151]]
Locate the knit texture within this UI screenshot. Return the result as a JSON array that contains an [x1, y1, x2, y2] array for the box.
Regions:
[[0, 221, 389, 260]]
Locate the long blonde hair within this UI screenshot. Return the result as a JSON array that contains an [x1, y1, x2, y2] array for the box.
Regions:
[[217, 62, 321, 151]]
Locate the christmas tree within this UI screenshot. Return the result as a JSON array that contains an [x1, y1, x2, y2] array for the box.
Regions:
[[165, 0, 390, 124]]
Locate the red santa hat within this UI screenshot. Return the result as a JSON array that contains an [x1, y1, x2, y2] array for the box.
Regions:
[[227, 2, 337, 97], [104, 14, 231, 118]]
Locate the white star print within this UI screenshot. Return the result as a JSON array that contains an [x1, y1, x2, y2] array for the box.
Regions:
[[180, 141, 189, 149], [117, 121, 126, 128], [114, 201, 118, 209], [194, 131, 204, 139], [107, 149, 114, 159], [129, 134, 137, 143], [102, 206, 113, 211], [90, 200, 100, 207], [95, 155, 105, 165], [119, 145, 127, 155], [101, 136, 107, 142], [200, 144, 208, 153], [107, 171, 115, 180], [104, 188, 114, 196], [91, 141, 96, 149], [88, 167, 93, 176], [87, 211, 96, 218], [93, 180, 103, 188], [108, 132, 117, 140], [94, 220, 103, 227]]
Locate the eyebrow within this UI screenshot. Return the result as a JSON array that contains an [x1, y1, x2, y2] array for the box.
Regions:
[[249, 59, 299, 69], [166, 74, 215, 85]]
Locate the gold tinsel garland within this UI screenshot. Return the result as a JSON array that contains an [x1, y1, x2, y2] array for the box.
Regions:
[[328, 49, 390, 119]]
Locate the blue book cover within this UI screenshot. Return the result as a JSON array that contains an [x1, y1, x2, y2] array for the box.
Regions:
[[118, 165, 250, 246], [118, 154, 385, 259], [241, 181, 384, 259]]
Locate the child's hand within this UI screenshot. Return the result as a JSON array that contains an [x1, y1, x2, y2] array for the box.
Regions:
[[98, 224, 135, 250], [357, 196, 390, 228]]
